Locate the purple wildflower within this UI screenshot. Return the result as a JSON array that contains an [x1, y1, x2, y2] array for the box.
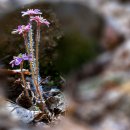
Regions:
[[12, 24, 31, 35], [21, 9, 42, 17], [10, 54, 32, 67], [22, 54, 32, 61], [30, 16, 50, 27], [10, 57, 23, 67]]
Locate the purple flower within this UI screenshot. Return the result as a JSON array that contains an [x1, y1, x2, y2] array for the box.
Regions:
[[21, 9, 42, 17], [12, 24, 31, 35], [30, 16, 50, 27], [10, 57, 23, 67], [22, 54, 32, 61], [10, 54, 32, 67]]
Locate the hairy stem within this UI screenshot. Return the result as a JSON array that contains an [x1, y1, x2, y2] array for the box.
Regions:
[[29, 61, 43, 101], [23, 35, 30, 54], [20, 62, 29, 97], [29, 26, 36, 73], [24, 30, 39, 98], [28, 24, 37, 88], [28, 24, 43, 102], [36, 25, 40, 85], [24, 34, 36, 92]]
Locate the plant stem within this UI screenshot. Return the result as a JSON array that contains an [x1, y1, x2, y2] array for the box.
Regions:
[[28, 24, 43, 102], [23, 34, 40, 100], [29, 62, 43, 101], [36, 25, 40, 85], [23, 35, 30, 54], [20, 62, 29, 97], [24, 31, 37, 92], [29, 26, 36, 73], [24, 34, 37, 96]]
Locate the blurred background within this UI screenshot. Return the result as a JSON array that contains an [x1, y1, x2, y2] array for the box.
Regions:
[[1, 0, 130, 130]]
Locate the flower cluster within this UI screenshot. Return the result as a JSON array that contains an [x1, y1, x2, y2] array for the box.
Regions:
[[10, 54, 32, 67], [10, 9, 50, 102], [12, 9, 50, 36]]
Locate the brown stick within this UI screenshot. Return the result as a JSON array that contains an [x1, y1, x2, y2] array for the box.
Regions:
[[0, 68, 30, 75]]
